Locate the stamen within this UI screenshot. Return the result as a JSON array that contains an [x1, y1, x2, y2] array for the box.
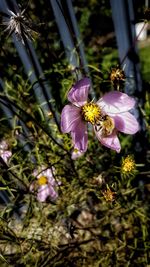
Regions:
[[81, 103, 102, 124], [81, 103, 115, 137], [38, 176, 48, 186]]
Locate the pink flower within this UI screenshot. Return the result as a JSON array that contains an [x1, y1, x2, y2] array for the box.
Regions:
[[71, 148, 85, 160], [0, 140, 12, 163], [61, 78, 139, 153], [31, 166, 60, 202]]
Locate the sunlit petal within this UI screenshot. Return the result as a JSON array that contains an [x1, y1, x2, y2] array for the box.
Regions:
[[68, 78, 90, 106], [61, 104, 82, 133], [114, 112, 139, 134], [37, 185, 49, 202], [71, 122, 88, 152], [97, 91, 136, 114], [95, 129, 121, 153]]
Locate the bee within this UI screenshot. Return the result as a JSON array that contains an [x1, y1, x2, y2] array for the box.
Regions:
[[95, 115, 115, 136]]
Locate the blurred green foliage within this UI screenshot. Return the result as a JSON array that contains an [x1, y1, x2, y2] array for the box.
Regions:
[[139, 45, 150, 81]]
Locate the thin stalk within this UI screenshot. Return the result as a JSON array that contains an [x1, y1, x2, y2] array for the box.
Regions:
[[0, 96, 66, 153], [0, 96, 79, 178], [21, 33, 60, 132], [0, 156, 28, 190], [120, 21, 147, 66]]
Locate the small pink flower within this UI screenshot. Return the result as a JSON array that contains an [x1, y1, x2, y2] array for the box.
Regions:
[[0, 140, 12, 163], [61, 78, 139, 153], [31, 166, 60, 202], [71, 148, 85, 160]]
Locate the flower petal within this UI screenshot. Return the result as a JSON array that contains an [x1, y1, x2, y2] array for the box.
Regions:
[[44, 168, 54, 179], [68, 78, 90, 106], [95, 129, 121, 153], [47, 175, 56, 187], [48, 186, 58, 200], [0, 151, 12, 163], [37, 185, 49, 202], [71, 123, 88, 152], [97, 91, 136, 114], [114, 112, 140, 134], [0, 140, 9, 150], [61, 104, 82, 133]]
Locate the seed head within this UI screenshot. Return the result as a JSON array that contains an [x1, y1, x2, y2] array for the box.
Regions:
[[2, 8, 38, 44], [102, 187, 116, 202], [110, 67, 125, 90]]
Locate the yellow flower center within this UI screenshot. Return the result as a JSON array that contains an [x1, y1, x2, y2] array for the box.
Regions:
[[38, 176, 48, 186], [81, 103, 102, 125], [121, 155, 136, 173]]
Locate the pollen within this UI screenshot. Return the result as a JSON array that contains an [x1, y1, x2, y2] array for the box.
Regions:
[[81, 103, 102, 124], [121, 155, 136, 175], [38, 176, 48, 186]]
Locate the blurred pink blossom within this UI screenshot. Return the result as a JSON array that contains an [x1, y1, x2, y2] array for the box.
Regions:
[[0, 140, 12, 163], [30, 166, 60, 202]]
